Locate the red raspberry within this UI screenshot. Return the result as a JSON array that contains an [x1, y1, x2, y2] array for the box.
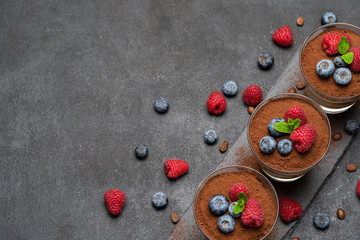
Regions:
[[322, 33, 351, 56], [279, 197, 302, 222], [241, 198, 264, 227], [228, 183, 249, 202], [357, 179, 360, 197], [164, 159, 189, 179], [284, 105, 307, 126], [272, 25, 293, 47], [104, 189, 126, 215], [207, 91, 227, 115], [242, 85, 263, 106], [290, 124, 316, 153], [349, 47, 360, 73]]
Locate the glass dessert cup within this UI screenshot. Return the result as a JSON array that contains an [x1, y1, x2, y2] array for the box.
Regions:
[[193, 165, 279, 240], [299, 23, 360, 114], [247, 93, 331, 182]]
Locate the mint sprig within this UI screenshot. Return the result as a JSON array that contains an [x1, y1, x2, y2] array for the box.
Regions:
[[274, 118, 301, 134], [233, 192, 248, 215], [338, 36, 353, 64]]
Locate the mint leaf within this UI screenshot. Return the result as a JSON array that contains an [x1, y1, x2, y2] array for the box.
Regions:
[[233, 203, 245, 214], [237, 192, 248, 203], [293, 118, 301, 130], [338, 36, 350, 55], [342, 52, 354, 64], [274, 122, 292, 134]]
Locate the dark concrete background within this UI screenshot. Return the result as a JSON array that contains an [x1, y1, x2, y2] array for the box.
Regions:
[[0, 0, 359, 239]]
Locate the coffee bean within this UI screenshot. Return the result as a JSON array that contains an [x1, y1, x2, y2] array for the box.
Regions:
[[337, 208, 345, 220], [247, 106, 255, 115], [288, 87, 297, 93], [296, 81, 306, 89], [346, 163, 357, 172], [296, 17, 304, 26], [332, 133, 342, 141], [219, 141, 229, 153], [171, 212, 179, 223], [290, 237, 300, 240]]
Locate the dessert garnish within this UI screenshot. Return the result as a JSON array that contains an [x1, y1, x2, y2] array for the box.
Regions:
[[338, 36, 353, 64], [322, 33, 351, 55], [241, 198, 264, 227], [232, 192, 248, 215]]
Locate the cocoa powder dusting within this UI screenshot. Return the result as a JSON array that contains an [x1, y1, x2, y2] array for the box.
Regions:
[[195, 172, 276, 240], [249, 98, 330, 171], [301, 28, 360, 97]]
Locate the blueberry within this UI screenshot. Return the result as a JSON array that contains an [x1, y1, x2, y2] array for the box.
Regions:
[[334, 56, 347, 68], [208, 194, 229, 216], [217, 215, 235, 234], [277, 139, 293, 155], [344, 119, 359, 135], [204, 130, 218, 145], [268, 118, 286, 138], [222, 80, 238, 97], [316, 59, 335, 78], [153, 97, 169, 113], [135, 144, 148, 159], [321, 12, 337, 25], [228, 202, 242, 218], [259, 136, 277, 154], [257, 52, 274, 70], [152, 192, 168, 209], [313, 212, 330, 229], [333, 68, 352, 86]]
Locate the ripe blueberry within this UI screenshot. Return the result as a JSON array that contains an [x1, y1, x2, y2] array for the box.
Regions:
[[153, 97, 169, 113], [217, 215, 235, 233], [152, 192, 168, 209], [222, 80, 238, 97], [321, 12, 337, 25], [316, 59, 335, 78], [135, 144, 148, 159], [208, 194, 229, 216], [257, 52, 274, 70], [333, 68, 352, 86], [344, 119, 359, 135], [313, 212, 330, 229], [277, 139, 293, 155], [259, 136, 277, 154], [268, 118, 286, 138], [204, 129, 218, 145]]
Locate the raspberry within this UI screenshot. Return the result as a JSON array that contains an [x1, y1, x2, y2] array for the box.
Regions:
[[284, 105, 307, 126], [272, 25, 293, 47], [228, 183, 249, 202], [241, 198, 264, 227], [357, 179, 360, 197], [349, 47, 360, 73], [279, 197, 302, 222], [207, 91, 227, 115], [290, 124, 316, 153], [164, 159, 189, 179], [242, 85, 263, 106], [322, 33, 351, 55], [104, 189, 126, 215]]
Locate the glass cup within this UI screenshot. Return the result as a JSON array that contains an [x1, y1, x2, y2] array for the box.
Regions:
[[299, 23, 360, 114], [193, 165, 279, 240], [247, 93, 331, 182]]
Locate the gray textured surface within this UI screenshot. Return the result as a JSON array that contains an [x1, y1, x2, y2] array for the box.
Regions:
[[0, 1, 359, 240]]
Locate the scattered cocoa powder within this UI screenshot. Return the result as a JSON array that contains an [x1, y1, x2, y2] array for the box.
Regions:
[[301, 28, 360, 98], [249, 98, 330, 171], [195, 172, 277, 240]]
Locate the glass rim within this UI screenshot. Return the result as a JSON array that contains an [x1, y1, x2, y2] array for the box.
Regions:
[[192, 165, 279, 240], [247, 93, 332, 175], [299, 22, 360, 100]]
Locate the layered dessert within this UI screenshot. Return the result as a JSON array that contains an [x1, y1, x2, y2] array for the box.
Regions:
[[301, 28, 360, 98], [248, 94, 330, 174], [194, 167, 278, 240]]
